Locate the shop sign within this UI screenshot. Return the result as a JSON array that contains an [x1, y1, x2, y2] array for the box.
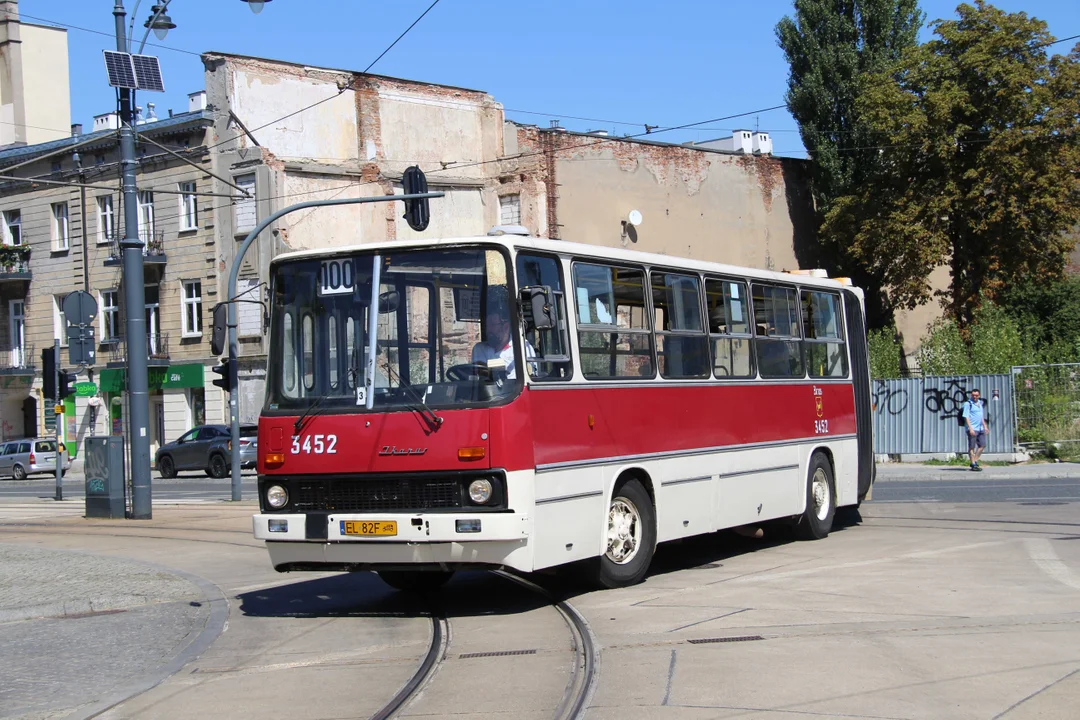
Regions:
[[75, 382, 98, 397]]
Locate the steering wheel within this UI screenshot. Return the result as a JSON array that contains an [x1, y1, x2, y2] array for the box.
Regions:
[[446, 363, 490, 381]]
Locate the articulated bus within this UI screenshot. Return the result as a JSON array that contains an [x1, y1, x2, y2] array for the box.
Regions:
[[252, 228, 875, 589]]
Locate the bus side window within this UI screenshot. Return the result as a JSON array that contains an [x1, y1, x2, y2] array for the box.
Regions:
[[705, 278, 753, 378], [573, 262, 654, 379], [752, 284, 804, 378], [516, 253, 572, 381], [802, 289, 848, 378], [652, 271, 708, 379]]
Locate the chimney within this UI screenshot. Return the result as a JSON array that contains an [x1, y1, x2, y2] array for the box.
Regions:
[[145, 102, 157, 122], [93, 112, 120, 131], [188, 90, 207, 113], [71, 123, 82, 137]]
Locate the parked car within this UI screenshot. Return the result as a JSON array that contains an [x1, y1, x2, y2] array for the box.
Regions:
[[155, 424, 258, 479], [0, 438, 72, 481]]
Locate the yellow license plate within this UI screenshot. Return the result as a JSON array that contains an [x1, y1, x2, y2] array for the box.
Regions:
[[340, 520, 397, 537]]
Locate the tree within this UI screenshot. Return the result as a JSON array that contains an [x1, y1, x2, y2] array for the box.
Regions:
[[776, 0, 923, 328], [825, 1, 1080, 327], [776, 0, 923, 215], [868, 326, 903, 378]]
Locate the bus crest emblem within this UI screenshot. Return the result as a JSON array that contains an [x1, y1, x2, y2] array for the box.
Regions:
[[815, 396, 824, 418]]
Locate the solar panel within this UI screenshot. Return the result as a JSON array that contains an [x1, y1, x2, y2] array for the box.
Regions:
[[131, 54, 165, 93], [103, 50, 137, 90], [103, 51, 165, 92]]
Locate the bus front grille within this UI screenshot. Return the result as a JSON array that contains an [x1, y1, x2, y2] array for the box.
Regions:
[[292, 478, 463, 513]]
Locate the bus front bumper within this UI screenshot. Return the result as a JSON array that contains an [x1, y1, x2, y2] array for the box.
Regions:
[[253, 512, 532, 572]]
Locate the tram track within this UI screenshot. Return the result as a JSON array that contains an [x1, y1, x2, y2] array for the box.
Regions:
[[368, 570, 599, 720]]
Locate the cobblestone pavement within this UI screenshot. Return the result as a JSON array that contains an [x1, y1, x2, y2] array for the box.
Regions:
[[0, 545, 218, 720]]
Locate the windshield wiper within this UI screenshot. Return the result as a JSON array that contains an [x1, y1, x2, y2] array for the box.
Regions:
[[293, 395, 326, 435], [384, 359, 443, 431]]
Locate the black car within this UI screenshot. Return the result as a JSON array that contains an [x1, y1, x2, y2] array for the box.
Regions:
[[155, 424, 257, 478]]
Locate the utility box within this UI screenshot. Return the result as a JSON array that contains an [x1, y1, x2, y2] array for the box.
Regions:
[[84, 436, 126, 519]]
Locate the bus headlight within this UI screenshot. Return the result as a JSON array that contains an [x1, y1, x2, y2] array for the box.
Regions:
[[266, 485, 288, 509], [468, 478, 493, 505]]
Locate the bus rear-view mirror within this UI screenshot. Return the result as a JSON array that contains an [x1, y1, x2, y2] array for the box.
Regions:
[[378, 291, 400, 314], [521, 286, 558, 331]]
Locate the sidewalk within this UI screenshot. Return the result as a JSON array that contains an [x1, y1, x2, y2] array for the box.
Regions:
[[875, 460, 1080, 482], [0, 509, 240, 720]]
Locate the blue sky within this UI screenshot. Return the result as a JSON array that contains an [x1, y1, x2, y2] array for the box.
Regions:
[[19, 0, 1080, 157]]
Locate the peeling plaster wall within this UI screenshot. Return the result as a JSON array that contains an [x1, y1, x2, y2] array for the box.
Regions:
[[277, 175, 385, 249], [229, 65, 358, 162], [377, 84, 502, 182], [545, 135, 807, 272], [395, 186, 489, 240]]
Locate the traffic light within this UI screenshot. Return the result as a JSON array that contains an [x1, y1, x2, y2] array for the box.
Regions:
[[41, 346, 56, 401], [402, 165, 430, 232], [212, 358, 235, 392], [58, 370, 77, 400]]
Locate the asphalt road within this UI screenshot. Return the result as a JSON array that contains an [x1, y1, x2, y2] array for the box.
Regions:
[[0, 471, 259, 501], [871, 474, 1080, 504]]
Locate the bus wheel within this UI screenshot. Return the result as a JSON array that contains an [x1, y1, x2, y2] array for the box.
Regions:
[[795, 453, 835, 540], [599, 479, 656, 588], [377, 570, 454, 592]]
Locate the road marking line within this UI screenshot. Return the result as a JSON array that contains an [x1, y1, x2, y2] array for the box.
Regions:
[[1026, 538, 1080, 592]]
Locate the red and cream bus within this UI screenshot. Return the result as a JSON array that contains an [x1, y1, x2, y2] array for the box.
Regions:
[[252, 229, 874, 589]]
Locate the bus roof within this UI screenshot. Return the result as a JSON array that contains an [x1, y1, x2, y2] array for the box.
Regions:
[[270, 234, 862, 294]]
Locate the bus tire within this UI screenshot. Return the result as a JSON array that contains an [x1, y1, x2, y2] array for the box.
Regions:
[[795, 453, 835, 541], [377, 570, 454, 592], [599, 478, 656, 588]]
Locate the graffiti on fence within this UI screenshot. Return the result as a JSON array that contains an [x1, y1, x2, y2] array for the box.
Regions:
[[871, 379, 909, 416], [924, 379, 968, 425]]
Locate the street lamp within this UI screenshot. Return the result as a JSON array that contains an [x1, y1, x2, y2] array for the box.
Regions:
[[111, 0, 268, 517], [244, 0, 272, 14], [143, 4, 176, 41]]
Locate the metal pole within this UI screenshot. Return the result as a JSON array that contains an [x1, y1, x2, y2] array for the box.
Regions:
[[54, 338, 62, 501], [114, 1, 152, 519], [225, 193, 443, 499]]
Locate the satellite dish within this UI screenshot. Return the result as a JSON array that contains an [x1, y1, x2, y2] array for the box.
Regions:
[[627, 210, 643, 227]]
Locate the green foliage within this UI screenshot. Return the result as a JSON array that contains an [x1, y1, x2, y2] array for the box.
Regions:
[[969, 303, 1025, 373], [916, 318, 972, 376], [998, 276, 1080, 363], [868, 326, 903, 378], [821, 1, 1080, 326]]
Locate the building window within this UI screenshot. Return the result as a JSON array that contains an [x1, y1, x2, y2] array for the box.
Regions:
[[179, 181, 198, 231], [182, 280, 202, 337], [499, 194, 521, 225], [1, 210, 21, 246], [101, 290, 120, 341], [97, 195, 115, 244], [145, 284, 161, 354], [9, 300, 26, 366], [52, 202, 69, 251], [137, 190, 154, 243], [234, 174, 256, 233], [53, 295, 68, 347]]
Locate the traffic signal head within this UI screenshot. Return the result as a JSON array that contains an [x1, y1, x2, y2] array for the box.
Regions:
[[41, 347, 56, 400], [212, 358, 235, 392], [402, 165, 430, 232], [58, 371, 77, 400]]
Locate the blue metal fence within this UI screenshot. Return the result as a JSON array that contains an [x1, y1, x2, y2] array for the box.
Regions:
[[871, 374, 1014, 455]]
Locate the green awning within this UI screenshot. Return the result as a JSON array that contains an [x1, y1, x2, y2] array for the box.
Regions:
[[99, 363, 205, 393]]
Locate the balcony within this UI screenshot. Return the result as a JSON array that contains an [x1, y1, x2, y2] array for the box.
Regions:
[[107, 333, 169, 368], [0, 345, 35, 376], [0, 245, 31, 285], [103, 231, 167, 268]]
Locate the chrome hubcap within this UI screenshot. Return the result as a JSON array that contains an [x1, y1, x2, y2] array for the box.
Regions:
[[812, 468, 831, 521], [606, 497, 641, 565]]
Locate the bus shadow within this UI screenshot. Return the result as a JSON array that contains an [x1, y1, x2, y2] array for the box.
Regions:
[[237, 569, 551, 620]]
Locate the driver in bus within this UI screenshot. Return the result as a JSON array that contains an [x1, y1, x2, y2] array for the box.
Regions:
[[472, 294, 537, 379]]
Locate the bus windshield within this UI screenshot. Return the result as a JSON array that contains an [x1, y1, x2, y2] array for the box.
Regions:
[[265, 245, 520, 413]]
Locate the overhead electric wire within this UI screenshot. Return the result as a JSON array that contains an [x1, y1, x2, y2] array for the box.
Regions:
[[363, 0, 443, 74], [11, 10, 202, 56]]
